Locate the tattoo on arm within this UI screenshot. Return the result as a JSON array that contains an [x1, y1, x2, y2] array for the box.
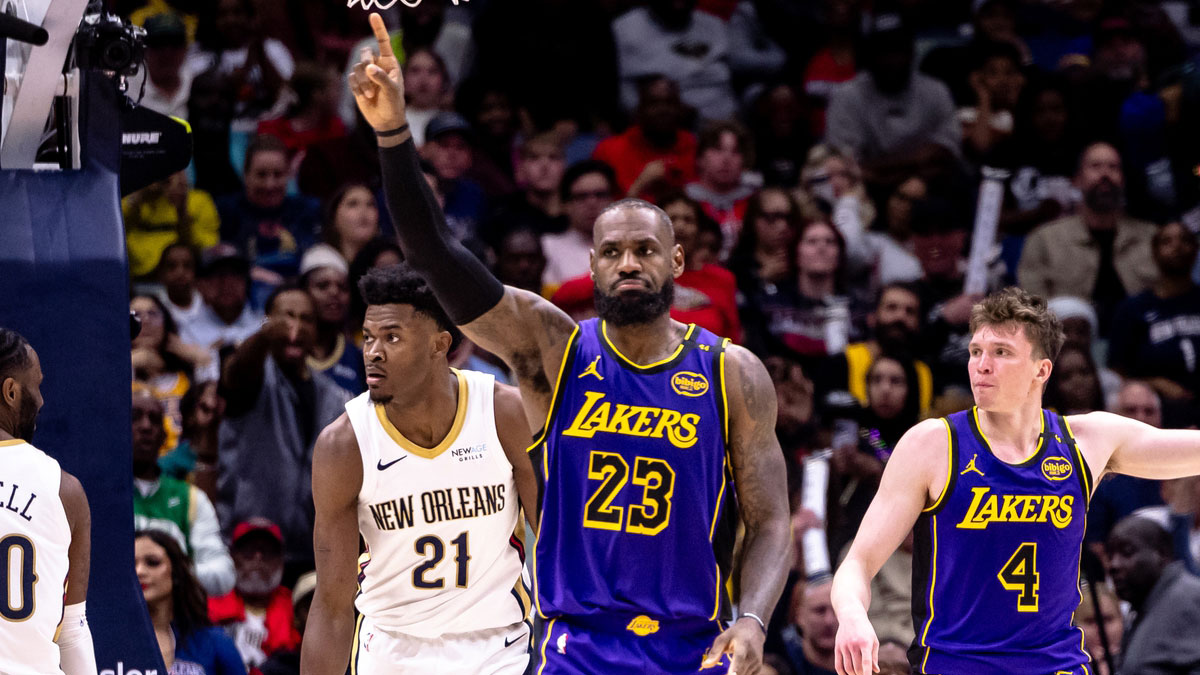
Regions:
[[726, 346, 791, 621]]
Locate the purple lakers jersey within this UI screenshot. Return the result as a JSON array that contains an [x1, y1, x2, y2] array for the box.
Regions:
[[911, 407, 1094, 674], [531, 319, 737, 622]]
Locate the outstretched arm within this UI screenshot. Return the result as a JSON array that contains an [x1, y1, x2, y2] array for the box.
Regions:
[[1069, 411, 1200, 482], [703, 345, 791, 675], [349, 13, 575, 426], [301, 416, 362, 675], [832, 418, 947, 675]]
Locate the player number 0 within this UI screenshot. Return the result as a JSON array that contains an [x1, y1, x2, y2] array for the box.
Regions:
[[0, 534, 37, 622]]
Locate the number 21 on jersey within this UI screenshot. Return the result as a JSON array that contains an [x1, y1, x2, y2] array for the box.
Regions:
[[582, 451, 675, 535]]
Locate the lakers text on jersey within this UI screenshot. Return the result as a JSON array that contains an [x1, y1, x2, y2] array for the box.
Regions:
[[345, 369, 528, 640], [532, 319, 738, 628], [910, 408, 1093, 675], [0, 439, 71, 675]]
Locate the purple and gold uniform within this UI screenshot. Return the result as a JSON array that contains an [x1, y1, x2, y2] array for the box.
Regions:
[[911, 407, 1094, 675], [530, 319, 737, 674]]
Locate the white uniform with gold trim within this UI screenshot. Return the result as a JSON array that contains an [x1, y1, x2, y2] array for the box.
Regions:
[[345, 369, 528, 674], [0, 439, 71, 675]]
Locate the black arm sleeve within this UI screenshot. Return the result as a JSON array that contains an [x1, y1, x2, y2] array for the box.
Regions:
[[378, 139, 505, 324]]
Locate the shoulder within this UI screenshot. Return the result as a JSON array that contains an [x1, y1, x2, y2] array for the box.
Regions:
[[493, 381, 524, 415], [913, 72, 954, 99], [721, 344, 771, 399], [59, 469, 90, 526], [613, 7, 650, 30], [1120, 216, 1159, 236], [314, 413, 359, 459], [1063, 410, 1134, 438]]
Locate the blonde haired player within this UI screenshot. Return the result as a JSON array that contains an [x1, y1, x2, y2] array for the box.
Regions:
[[0, 328, 96, 675], [301, 265, 539, 675], [833, 288, 1200, 675]]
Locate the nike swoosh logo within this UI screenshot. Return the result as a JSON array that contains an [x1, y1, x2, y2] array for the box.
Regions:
[[377, 456, 407, 470], [504, 634, 527, 648]]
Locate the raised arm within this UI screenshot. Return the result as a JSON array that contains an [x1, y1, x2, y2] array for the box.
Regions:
[[1068, 411, 1200, 482], [300, 416, 362, 675], [832, 417, 948, 675], [702, 345, 791, 674], [495, 382, 540, 533], [58, 470, 97, 675], [348, 13, 575, 425]]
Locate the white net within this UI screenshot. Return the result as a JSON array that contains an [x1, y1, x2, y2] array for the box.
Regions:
[[347, 0, 405, 9]]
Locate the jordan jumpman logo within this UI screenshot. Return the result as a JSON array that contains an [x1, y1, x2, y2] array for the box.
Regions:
[[961, 454, 985, 477], [578, 355, 604, 381]]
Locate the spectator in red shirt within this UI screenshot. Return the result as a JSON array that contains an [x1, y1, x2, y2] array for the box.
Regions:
[[208, 519, 300, 671], [685, 120, 756, 260], [256, 62, 347, 159], [593, 75, 697, 198], [551, 193, 742, 342]]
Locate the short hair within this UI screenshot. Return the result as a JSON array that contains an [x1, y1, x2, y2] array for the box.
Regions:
[[559, 159, 616, 203], [971, 39, 1024, 72], [264, 282, 312, 315], [244, 134, 289, 173], [696, 119, 754, 167], [155, 242, 200, 276], [518, 132, 563, 160], [969, 287, 1065, 361], [876, 281, 921, 312], [0, 327, 32, 382], [597, 198, 674, 237], [357, 264, 461, 347]]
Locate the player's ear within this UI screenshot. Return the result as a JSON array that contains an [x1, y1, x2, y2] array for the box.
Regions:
[[2, 377, 16, 404], [673, 243, 685, 278], [1036, 358, 1053, 384], [434, 330, 453, 356]]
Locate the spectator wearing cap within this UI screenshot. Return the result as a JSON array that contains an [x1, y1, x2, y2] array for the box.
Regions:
[[686, 120, 757, 260], [824, 15, 961, 188], [1017, 142, 1157, 329], [216, 135, 321, 289], [256, 63, 348, 158], [208, 519, 301, 670], [612, 0, 738, 122], [122, 169, 221, 281], [1045, 296, 1121, 400], [420, 112, 488, 242], [132, 11, 193, 121], [1108, 221, 1200, 411], [217, 285, 350, 579], [255, 571, 317, 675], [299, 245, 363, 395], [132, 388, 236, 597], [541, 160, 618, 289], [186, 243, 263, 352], [1107, 515, 1200, 674], [592, 76, 698, 198]]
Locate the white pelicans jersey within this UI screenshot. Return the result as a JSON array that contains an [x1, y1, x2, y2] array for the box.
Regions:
[[0, 439, 71, 675], [347, 369, 528, 638]]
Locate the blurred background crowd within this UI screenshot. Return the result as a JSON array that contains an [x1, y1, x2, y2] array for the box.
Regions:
[[108, 0, 1200, 673]]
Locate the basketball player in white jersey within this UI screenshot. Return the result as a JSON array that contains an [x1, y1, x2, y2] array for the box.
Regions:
[[0, 328, 96, 675], [301, 265, 540, 675]]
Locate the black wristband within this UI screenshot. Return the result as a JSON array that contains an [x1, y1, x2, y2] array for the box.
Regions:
[[376, 123, 409, 138]]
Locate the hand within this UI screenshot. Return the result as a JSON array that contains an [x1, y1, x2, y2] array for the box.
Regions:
[[834, 611, 879, 675], [629, 160, 667, 195], [131, 347, 165, 379], [164, 334, 213, 370], [164, 171, 189, 214], [348, 13, 407, 133], [759, 251, 790, 282], [702, 617, 766, 674]]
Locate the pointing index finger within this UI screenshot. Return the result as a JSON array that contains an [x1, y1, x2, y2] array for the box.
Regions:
[[369, 13, 393, 59]]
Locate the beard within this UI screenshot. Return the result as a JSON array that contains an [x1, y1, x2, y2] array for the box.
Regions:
[[368, 389, 393, 405], [16, 386, 37, 442], [594, 279, 674, 326], [236, 565, 283, 597], [1083, 179, 1123, 214], [876, 321, 915, 353]]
